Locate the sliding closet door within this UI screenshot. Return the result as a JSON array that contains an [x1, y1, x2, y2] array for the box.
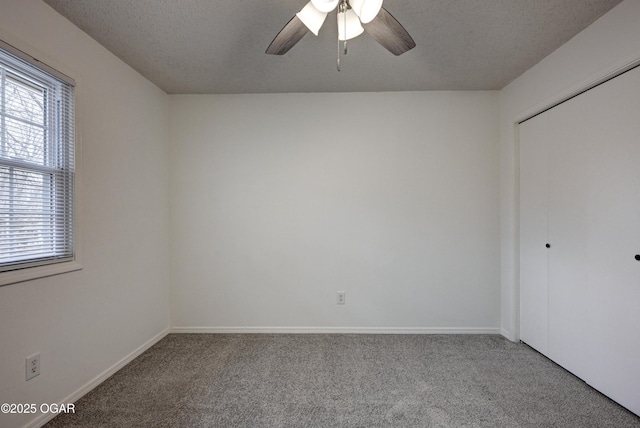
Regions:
[[580, 66, 640, 415], [519, 97, 590, 378], [519, 116, 550, 356], [546, 97, 590, 380], [520, 65, 640, 416]]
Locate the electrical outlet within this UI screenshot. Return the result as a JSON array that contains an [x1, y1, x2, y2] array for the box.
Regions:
[[337, 291, 346, 305], [26, 353, 40, 381]]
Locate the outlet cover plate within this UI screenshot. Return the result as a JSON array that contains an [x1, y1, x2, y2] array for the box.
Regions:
[[26, 353, 40, 381]]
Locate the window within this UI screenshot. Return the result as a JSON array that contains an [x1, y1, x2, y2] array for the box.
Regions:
[[0, 41, 76, 281]]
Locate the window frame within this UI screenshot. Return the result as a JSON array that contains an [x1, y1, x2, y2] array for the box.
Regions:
[[0, 39, 81, 286]]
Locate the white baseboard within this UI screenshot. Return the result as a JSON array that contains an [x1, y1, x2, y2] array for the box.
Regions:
[[500, 328, 518, 342], [27, 328, 169, 428], [171, 326, 501, 335], [500, 327, 521, 343]]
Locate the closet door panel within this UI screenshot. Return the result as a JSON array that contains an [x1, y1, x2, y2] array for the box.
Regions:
[[519, 116, 550, 356], [546, 98, 590, 380], [582, 66, 640, 415]]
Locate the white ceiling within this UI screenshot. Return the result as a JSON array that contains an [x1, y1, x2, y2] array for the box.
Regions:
[[42, 0, 622, 94]]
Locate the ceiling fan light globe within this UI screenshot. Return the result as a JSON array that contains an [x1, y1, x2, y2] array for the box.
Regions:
[[296, 2, 328, 36], [310, 0, 339, 13], [337, 10, 364, 41], [350, 0, 383, 24]]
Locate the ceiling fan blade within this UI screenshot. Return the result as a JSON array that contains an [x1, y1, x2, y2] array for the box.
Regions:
[[362, 7, 416, 56], [266, 16, 309, 55]]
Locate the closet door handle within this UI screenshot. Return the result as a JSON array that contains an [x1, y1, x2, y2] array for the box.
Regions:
[[546, 243, 551, 248]]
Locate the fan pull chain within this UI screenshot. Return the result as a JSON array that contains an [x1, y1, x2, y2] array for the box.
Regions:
[[343, 4, 348, 56], [337, 0, 348, 71]]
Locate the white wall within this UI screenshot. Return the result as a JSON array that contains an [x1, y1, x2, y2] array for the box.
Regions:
[[170, 91, 500, 332], [0, 1, 170, 427], [499, 0, 640, 340]]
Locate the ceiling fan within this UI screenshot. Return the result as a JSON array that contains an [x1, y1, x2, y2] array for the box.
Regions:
[[266, 0, 416, 67]]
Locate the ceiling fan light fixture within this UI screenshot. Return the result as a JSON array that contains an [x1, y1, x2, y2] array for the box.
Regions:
[[350, 0, 383, 24], [337, 9, 364, 41], [310, 0, 339, 13], [296, 2, 328, 36], [266, 0, 415, 58]]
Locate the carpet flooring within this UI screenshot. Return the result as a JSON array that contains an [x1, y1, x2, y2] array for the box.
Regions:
[[46, 334, 640, 427]]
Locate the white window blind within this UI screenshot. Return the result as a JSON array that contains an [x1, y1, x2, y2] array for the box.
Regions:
[[0, 41, 75, 273]]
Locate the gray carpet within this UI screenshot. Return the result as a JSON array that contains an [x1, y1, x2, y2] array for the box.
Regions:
[[47, 334, 640, 427]]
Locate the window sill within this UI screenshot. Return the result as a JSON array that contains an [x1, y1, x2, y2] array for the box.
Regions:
[[0, 260, 82, 287]]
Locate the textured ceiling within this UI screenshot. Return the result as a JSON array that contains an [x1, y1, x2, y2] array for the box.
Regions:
[[42, 0, 622, 94]]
